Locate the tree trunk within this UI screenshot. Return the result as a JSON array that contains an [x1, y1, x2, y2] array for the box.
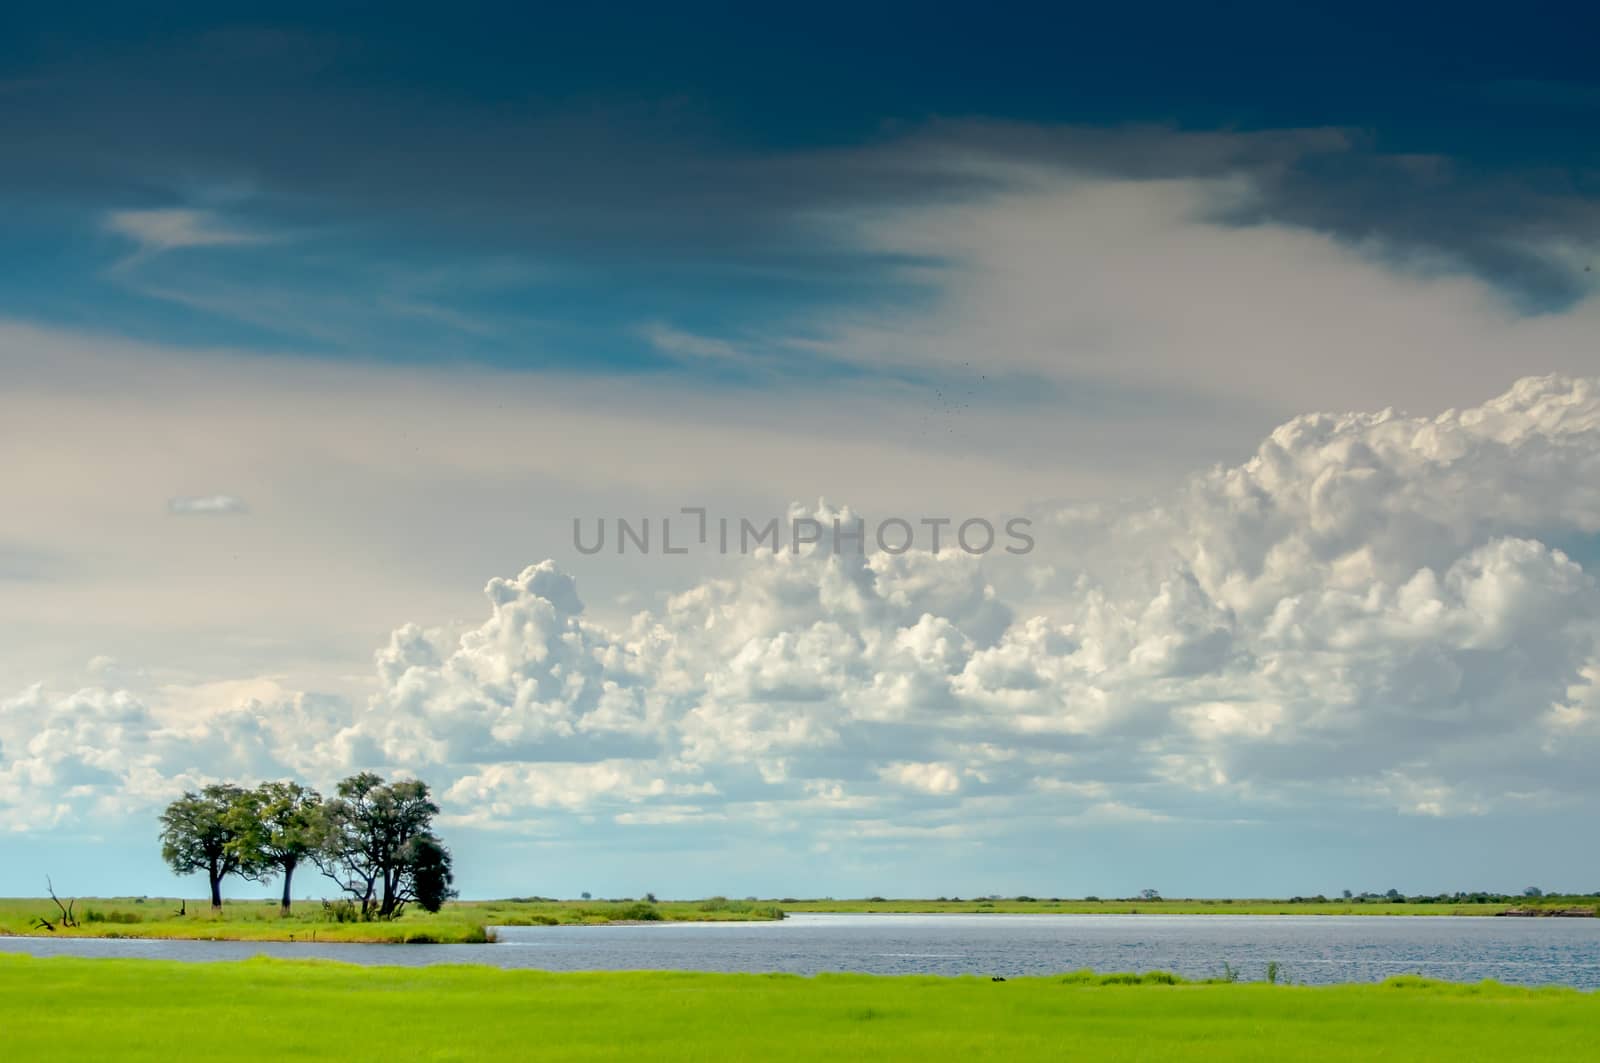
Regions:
[[208, 862, 224, 910], [279, 860, 296, 916]]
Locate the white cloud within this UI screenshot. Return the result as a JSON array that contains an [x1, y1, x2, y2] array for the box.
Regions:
[[794, 163, 1600, 417], [168, 494, 249, 515], [639, 323, 751, 363], [8, 376, 1600, 841], [880, 762, 963, 795], [105, 208, 265, 256], [160, 376, 1570, 835]]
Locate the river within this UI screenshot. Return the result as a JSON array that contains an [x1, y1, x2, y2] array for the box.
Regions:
[[5, 913, 1600, 987]]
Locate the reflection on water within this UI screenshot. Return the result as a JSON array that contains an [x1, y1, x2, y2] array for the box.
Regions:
[[5, 913, 1600, 987]]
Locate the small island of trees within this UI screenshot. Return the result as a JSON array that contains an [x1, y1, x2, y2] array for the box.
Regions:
[[158, 772, 455, 918]]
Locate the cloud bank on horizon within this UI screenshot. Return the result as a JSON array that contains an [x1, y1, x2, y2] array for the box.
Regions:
[[7, 375, 1600, 888]]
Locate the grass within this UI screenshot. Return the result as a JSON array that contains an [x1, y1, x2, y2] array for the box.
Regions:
[[8, 892, 1593, 944], [0, 896, 784, 944], [775, 896, 1600, 916], [1, 954, 1596, 1061]]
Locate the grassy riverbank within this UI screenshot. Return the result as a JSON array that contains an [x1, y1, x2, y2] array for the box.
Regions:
[[6, 893, 1596, 943], [0, 896, 784, 943], [2, 954, 1596, 1061], [776, 896, 1600, 917]]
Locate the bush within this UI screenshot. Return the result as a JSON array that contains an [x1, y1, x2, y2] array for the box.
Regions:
[[319, 899, 364, 924], [501, 915, 559, 927], [1060, 970, 1186, 986], [84, 910, 143, 925], [619, 902, 662, 921]]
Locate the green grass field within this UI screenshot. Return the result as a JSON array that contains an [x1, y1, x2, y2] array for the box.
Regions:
[[1, 955, 1595, 1061], [0, 895, 784, 944]]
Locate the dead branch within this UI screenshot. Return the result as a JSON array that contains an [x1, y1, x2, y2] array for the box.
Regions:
[[45, 875, 78, 928]]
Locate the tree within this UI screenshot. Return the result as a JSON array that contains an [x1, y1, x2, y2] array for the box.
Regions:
[[315, 772, 456, 918], [233, 782, 325, 915], [1524, 886, 1544, 898], [159, 784, 258, 909]]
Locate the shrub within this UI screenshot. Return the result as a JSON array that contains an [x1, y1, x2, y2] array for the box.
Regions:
[[619, 902, 662, 921], [84, 909, 143, 925], [1060, 970, 1186, 986], [319, 899, 363, 924]]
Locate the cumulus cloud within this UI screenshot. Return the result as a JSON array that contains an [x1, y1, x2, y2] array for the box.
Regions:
[[8, 376, 1600, 841]]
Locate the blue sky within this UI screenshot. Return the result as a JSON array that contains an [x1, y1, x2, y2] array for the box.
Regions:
[[2, 4, 1600, 901], [4, 1, 1598, 364]]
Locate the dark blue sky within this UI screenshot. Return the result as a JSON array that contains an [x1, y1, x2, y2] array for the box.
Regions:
[[2, 1, 1596, 370], [7, 2, 1597, 160]]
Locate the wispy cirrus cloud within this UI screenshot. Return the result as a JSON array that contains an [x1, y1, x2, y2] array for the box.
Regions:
[[105, 207, 269, 258], [167, 493, 249, 516]]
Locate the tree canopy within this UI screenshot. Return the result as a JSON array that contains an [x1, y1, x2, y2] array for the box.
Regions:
[[315, 772, 457, 917], [231, 781, 325, 914], [158, 774, 454, 918], [158, 784, 258, 909]]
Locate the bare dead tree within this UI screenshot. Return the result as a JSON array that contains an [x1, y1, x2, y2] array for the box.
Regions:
[[44, 876, 78, 928]]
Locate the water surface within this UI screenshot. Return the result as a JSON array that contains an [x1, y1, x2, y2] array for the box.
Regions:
[[5, 913, 1599, 987]]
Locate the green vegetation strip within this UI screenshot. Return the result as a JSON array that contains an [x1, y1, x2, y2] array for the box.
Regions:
[[777, 896, 1600, 916], [2, 955, 1597, 1061], [0, 897, 784, 944]]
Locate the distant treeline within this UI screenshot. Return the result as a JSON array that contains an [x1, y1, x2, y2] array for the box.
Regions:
[[159, 772, 454, 918], [781, 891, 1600, 905]]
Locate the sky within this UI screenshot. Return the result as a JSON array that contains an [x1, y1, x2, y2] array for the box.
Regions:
[[2, 3, 1599, 901]]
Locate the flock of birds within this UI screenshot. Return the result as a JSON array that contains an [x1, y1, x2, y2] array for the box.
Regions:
[[918, 359, 987, 439]]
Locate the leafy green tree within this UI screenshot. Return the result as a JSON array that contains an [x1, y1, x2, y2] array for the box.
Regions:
[[315, 773, 457, 917], [233, 782, 325, 915], [407, 835, 456, 913], [158, 784, 258, 909]]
